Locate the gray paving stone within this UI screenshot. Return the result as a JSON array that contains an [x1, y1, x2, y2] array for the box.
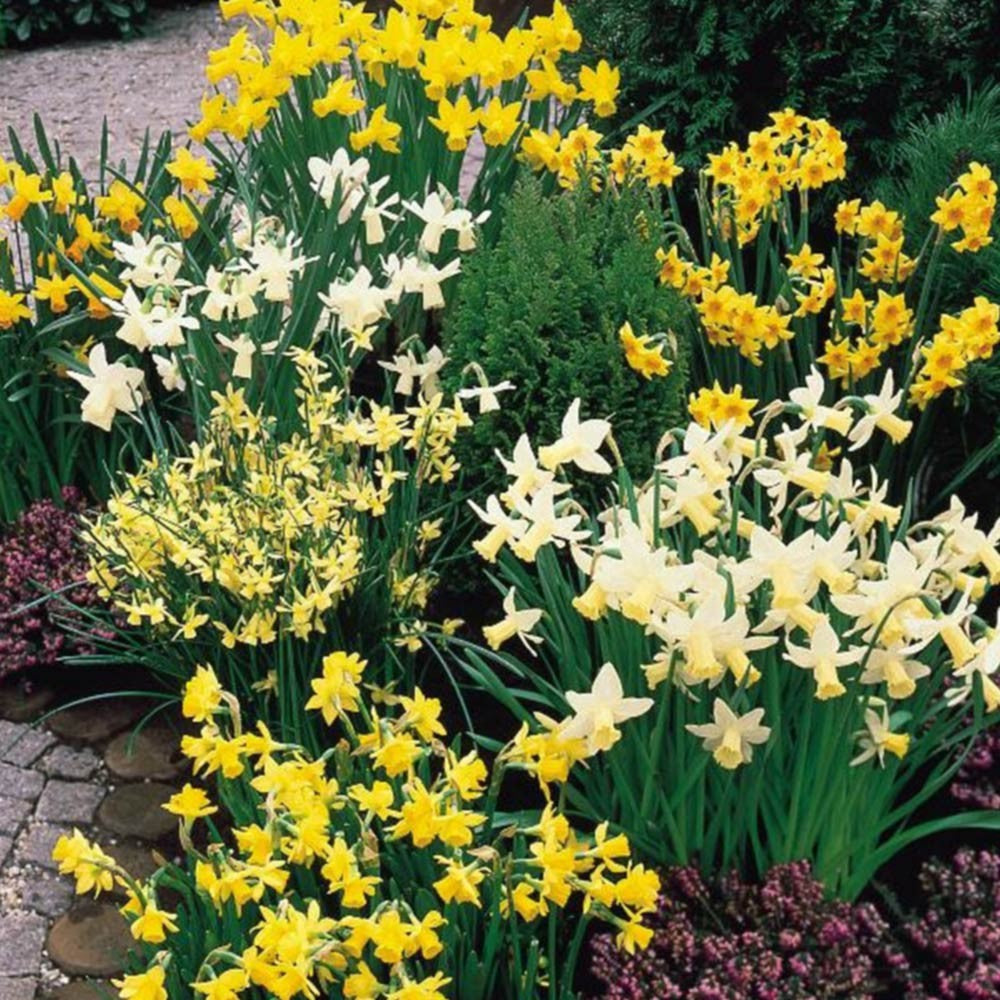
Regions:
[[104, 724, 184, 782], [0, 911, 46, 977], [0, 720, 56, 767], [97, 782, 176, 842], [0, 835, 11, 868], [47, 903, 131, 977], [39, 746, 101, 781], [35, 781, 105, 826], [21, 874, 74, 918], [0, 979, 35, 1000], [14, 823, 68, 870], [0, 797, 31, 835], [0, 763, 44, 802], [46, 702, 144, 746], [44, 982, 114, 1000]]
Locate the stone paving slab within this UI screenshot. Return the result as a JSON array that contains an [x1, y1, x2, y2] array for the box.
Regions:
[[38, 749, 101, 782], [35, 782, 105, 827], [0, 912, 47, 978], [0, 798, 32, 835], [46, 904, 132, 978], [0, 765, 44, 802], [21, 877, 74, 920], [14, 823, 68, 870], [0, 723, 57, 769], [0, 979, 36, 1000]]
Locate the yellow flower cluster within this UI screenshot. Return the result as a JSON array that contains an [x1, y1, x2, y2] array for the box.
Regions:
[[657, 242, 791, 365], [0, 147, 216, 340], [0, 159, 126, 324], [85, 349, 467, 655], [193, 0, 616, 153], [929, 162, 997, 253], [821, 184, 999, 389], [521, 121, 684, 192], [54, 663, 656, 1000], [910, 297, 1000, 408], [687, 382, 758, 429], [618, 321, 673, 379], [705, 110, 847, 245]]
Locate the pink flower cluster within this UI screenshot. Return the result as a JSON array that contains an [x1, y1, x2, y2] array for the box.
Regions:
[[904, 848, 1000, 999], [952, 728, 1000, 811], [591, 852, 1000, 999], [590, 862, 915, 999], [0, 489, 108, 678]]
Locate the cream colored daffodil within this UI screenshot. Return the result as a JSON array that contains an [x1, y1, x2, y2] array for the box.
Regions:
[[560, 662, 653, 756]]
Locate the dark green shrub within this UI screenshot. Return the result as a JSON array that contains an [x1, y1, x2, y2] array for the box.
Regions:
[[1, 0, 149, 47], [869, 86, 1000, 517], [442, 175, 689, 499], [571, 0, 1000, 194], [875, 84, 1000, 317]]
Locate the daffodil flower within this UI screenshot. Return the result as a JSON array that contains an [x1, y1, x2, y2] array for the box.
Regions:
[[784, 617, 864, 700], [68, 343, 145, 431], [847, 370, 912, 450], [685, 698, 771, 769], [538, 398, 612, 474], [482, 587, 543, 654], [560, 662, 653, 756]]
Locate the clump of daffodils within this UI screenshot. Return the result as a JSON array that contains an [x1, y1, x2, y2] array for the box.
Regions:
[[85, 348, 467, 670], [468, 368, 1000, 890], [642, 110, 998, 411], [54, 663, 657, 1000], [704, 109, 847, 244], [477, 367, 1000, 761], [194, 0, 615, 161]]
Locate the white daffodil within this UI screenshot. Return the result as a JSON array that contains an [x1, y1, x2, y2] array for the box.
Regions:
[[145, 294, 199, 349], [387, 255, 462, 310], [496, 434, 563, 506], [859, 642, 930, 700], [902, 586, 978, 668], [320, 266, 393, 335], [457, 379, 515, 413], [308, 150, 370, 209], [851, 702, 910, 766], [215, 333, 258, 379], [946, 629, 1000, 713], [152, 353, 186, 392], [378, 345, 447, 398], [560, 662, 653, 756], [847, 369, 912, 450], [68, 343, 145, 431], [590, 521, 690, 626], [113, 232, 183, 289], [783, 617, 864, 700], [482, 587, 544, 655], [788, 366, 853, 435], [247, 237, 313, 302], [361, 177, 400, 245], [510, 484, 589, 562], [538, 398, 612, 475], [111, 287, 156, 352], [685, 698, 771, 769], [468, 494, 525, 562], [651, 594, 774, 688], [405, 190, 453, 254]]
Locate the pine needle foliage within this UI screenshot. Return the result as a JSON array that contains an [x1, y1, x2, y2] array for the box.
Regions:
[[571, 0, 1000, 192], [442, 176, 689, 499]]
